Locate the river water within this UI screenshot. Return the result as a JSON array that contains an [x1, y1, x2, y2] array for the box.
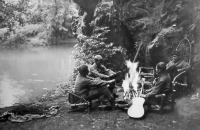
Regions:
[[0, 43, 76, 108]]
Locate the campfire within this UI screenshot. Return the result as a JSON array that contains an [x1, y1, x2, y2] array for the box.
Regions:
[[122, 60, 140, 100]]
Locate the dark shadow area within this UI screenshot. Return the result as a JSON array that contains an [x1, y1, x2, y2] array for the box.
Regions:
[[174, 87, 196, 99]]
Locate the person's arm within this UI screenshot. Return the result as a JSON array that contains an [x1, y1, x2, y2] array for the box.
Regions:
[[89, 65, 110, 79], [146, 79, 168, 98], [85, 78, 115, 88], [177, 61, 190, 72], [146, 82, 163, 98], [166, 61, 175, 71], [101, 65, 116, 76]]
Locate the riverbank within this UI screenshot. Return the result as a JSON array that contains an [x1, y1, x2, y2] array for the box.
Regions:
[[1, 85, 200, 130], [0, 24, 75, 48]]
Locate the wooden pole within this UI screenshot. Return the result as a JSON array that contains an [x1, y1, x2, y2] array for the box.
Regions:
[[133, 42, 143, 62]]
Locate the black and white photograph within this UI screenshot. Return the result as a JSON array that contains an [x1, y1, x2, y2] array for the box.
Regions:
[[0, 0, 200, 130]]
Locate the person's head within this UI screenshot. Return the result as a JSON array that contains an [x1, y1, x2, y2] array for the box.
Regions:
[[94, 55, 103, 66], [171, 51, 180, 62], [78, 65, 89, 76], [156, 62, 166, 74]]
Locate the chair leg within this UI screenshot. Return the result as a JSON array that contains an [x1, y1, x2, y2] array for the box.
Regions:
[[87, 107, 91, 113], [171, 91, 176, 111], [86, 100, 92, 114], [171, 104, 175, 111], [159, 97, 164, 114], [171, 100, 175, 111]]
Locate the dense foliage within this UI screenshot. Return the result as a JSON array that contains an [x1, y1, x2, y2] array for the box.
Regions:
[[72, 1, 128, 73], [0, 0, 78, 46], [113, 0, 200, 66], [70, 0, 200, 88], [72, 0, 200, 67]]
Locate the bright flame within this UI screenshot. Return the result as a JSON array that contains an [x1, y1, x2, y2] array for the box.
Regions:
[[122, 61, 140, 99]]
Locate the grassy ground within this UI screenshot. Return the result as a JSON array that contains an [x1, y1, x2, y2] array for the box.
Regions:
[[1, 85, 200, 130]]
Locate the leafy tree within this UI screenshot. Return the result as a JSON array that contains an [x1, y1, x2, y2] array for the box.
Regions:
[[0, 0, 78, 44], [37, 0, 78, 43], [0, 0, 30, 44], [72, 1, 127, 73], [0, 0, 25, 30]]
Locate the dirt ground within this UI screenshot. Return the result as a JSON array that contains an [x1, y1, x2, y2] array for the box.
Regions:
[[1, 86, 200, 130]]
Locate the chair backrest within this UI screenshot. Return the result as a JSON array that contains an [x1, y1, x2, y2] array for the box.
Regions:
[[139, 67, 154, 76], [176, 36, 192, 64]]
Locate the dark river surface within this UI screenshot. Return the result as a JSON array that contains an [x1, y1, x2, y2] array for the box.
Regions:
[[0, 43, 76, 108]]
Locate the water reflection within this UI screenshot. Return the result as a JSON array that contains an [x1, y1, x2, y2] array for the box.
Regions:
[[0, 43, 76, 107], [0, 75, 31, 108]]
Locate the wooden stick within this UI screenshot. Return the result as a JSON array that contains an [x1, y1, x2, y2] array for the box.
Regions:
[[133, 42, 143, 62]]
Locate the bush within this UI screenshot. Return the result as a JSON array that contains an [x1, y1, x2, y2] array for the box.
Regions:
[[74, 34, 127, 72], [3, 34, 26, 46]]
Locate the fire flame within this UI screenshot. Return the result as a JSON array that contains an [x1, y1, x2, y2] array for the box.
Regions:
[[122, 61, 140, 99]]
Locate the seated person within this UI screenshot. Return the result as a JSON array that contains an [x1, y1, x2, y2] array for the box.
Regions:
[[89, 55, 121, 97], [74, 65, 116, 106], [89, 55, 119, 80], [166, 51, 190, 79], [144, 62, 171, 108]]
